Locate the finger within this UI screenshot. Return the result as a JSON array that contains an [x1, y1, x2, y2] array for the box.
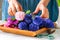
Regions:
[[17, 3, 23, 11], [8, 7, 12, 15], [14, 2, 23, 11], [33, 6, 40, 14], [18, 3, 23, 11], [33, 4, 44, 14], [41, 7, 49, 18], [8, 7, 14, 16], [43, 8, 49, 18], [11, 4, 16, 15]]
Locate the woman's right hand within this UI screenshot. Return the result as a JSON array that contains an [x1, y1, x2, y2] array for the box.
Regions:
[[8, 0, 23, 16]]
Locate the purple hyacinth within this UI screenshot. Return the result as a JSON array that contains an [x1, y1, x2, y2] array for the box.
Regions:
[[25, 14, 32, 19], [43, 18, 54, 28], [29, 23, 39, 31], [13, 20, 19, 26], [33, 16, 43, 26], [24, 14, 32, 24], [18, 22, 28, 30], [7, 17, 13, 24]]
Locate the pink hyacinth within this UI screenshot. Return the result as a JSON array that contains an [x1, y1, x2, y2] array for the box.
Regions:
[[4, 22, 10, 28], [15, 11, 26, 21]]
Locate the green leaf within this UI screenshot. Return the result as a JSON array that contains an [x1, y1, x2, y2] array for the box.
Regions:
[[12, 18, 16, 20], [57, 0, 60, 6], [26, 10, 31, 14]]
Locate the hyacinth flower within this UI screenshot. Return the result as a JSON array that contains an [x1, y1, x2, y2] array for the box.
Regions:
[[18, 22, 28, 30], [4, 22, 11, 27], [15, 11, 26, 21], [4, 17, 18, 28], [43, 18, 54, 28], [4, 17, 14, 27], [7, 17, 13, 24], [33, 16, 43, 28], [24, 14, 32, 24], [13, 20, 19, 26], [29, 23, 39, 31], [4, 22, 15, 28]]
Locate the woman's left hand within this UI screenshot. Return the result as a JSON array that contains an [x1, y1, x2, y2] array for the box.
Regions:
[[33, 0, 49, 18]]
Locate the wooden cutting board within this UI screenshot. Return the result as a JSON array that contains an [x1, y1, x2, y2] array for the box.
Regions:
[[0, 25, 48, 37]]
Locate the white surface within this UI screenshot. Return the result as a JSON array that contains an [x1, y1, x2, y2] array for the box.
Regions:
[[0, 7, 60, 40], [0, 31, 41, 40], [0, 29, 60, 40]]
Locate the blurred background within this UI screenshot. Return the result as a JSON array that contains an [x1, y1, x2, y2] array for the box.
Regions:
[[0, 0, 2, 20], [57, 0, 60, 6], [0, 0, 60, 20]]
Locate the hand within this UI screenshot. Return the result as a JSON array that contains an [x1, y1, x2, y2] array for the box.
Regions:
[[8, 0, 23, 16], [33, 2, 49, 18]]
